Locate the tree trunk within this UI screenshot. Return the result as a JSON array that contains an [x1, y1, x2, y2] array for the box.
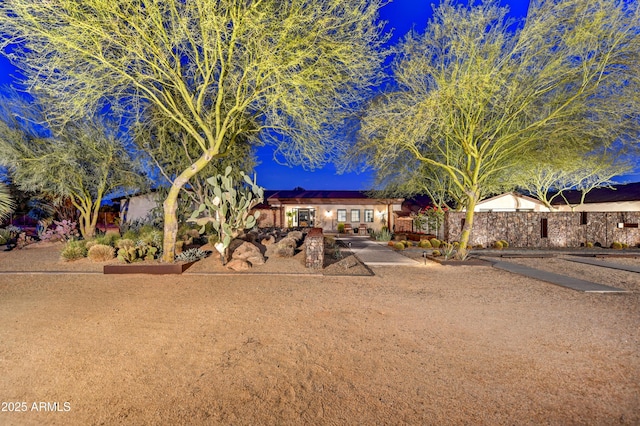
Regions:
[[458, 192, 479, 251], [161, 149, 216, 263]]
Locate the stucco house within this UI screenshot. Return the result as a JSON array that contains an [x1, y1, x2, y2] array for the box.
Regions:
[[469, 192, 551, 212], [255, 189, 404, 233], [118, 188, 404, 233]]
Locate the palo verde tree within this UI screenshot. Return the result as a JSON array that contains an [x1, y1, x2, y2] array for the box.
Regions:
[[350, 0, 640, 253], [0, 0, 387, 262], [0, 99, 144, 239]]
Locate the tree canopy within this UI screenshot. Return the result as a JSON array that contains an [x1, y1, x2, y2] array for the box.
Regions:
[[0, 0, 388, 261], [349, 0, 640, 252], [0, 97, 144, 238]]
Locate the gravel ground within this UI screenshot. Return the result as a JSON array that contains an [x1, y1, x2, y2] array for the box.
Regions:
[[0, 243, 638, 425]]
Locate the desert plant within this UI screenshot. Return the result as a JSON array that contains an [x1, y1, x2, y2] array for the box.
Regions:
[[188, 167, 263, 264], [393, 242, 405, 250], [87, 244, 115, 262], [500, 240, 509, 248], [117, 243, 158, 263], [375, 228, 392, 242], [337, 223, 345, 234], [418, 239, 432, 249], [387, 241, 395, 247], [116, 238, 135, 250], [39, 219, 80, 242], [493, 240, 504, 250], [585, 241, 594, 248], [61, 240, 87, 261], [429, 238, 441, 248], [432, 250, 441, 257], [0, 228, 11, 245], [175, 248, 208, 263], [611, 241, 623, 250], [441, 242, 456, 260]]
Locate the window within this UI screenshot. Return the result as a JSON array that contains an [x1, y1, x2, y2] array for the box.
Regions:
[[540, 218, 548, 238], [337, 209, 347, 222], [350, 209, 360, 222], [580, 212, 588, 225], [364, 209, 374, 223]]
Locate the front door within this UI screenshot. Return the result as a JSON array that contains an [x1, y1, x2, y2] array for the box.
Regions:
[[298, 209, 313, 227]]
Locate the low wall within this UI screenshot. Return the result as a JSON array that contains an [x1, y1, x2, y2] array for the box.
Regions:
[[304, 228, 324, 269], [445, 211, 640, 248]]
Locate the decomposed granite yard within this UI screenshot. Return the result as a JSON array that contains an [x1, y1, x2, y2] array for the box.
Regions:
[[0, 242, 639, 425]]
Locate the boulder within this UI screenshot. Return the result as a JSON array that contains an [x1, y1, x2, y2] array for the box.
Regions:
[[287, 230, 303, 241], [261, 235, 276, 246], [231, 241, 265, 265], [226, 259, 251, 271]]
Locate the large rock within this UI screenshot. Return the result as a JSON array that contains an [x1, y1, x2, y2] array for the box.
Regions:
[[287, 231, 303, 242], [231, 241, 265, 265], [261, 235, 276, 246], [226, 259, 251, 271]]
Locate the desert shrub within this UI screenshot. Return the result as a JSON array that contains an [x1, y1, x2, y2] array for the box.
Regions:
[[419, 239, 432, 248], [622, 243, 629, 249], [121, 230, 138, 241], [375, 228, 392, 242], [61, 240, 88, 261], [116, 238, 135, 250], [337, 223, 345, 233], [85, 240, 98, 250], [500, 240, 509, 248], [441, 242, 456, 260], [175, 248, 208, 262], [432, 250, 441, 257], [287, 230, 303, 241], [585, 241, 594, 248], [403, 240, 412, 247], [39, 220, 79, 242], [387, 241, 395, 247], [611, 241, 623, 250], [0, 228, 11, 245], [87, 244, 115, 262], [474, 244, 484, 249], [96, 233, 119, 247], [393, 242, 405, 250], [493, 240, 504, 249], [279, 237, 297, 249], [429, 238, 441, 248]]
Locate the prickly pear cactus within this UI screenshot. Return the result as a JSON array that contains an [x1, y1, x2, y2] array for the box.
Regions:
[[188, 166, 264, 263]]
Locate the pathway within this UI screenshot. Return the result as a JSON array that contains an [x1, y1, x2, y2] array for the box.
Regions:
[[336, 235, 421, 267]]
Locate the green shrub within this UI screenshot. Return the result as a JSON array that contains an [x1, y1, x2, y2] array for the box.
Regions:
[[117, 244, 158, 263], [611, 241, 623, 250], [87, 244, 115, 262], [122, 230, 138, 241], [429, 238, 441, 248], [403, 240, 412, 247], [432, 250, 441, 257], [337, 223, 345, 233], [375, 228, 392, 242], [585, 241, 594, 248], [500, 240, 509, 248], [493, 240, 504, 249], [0, 229, 11, 245], [61, 240, 88, 261], [419, 239, 432, 248], [393, 242, 405, 250], [474, 244, 484, 249]]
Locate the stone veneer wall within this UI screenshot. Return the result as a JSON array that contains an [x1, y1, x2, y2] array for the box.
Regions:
[[445, 211, 640, 248], [304, 228, 324, 268]]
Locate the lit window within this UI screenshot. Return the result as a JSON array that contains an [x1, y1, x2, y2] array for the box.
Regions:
[[364, 209, 374, 223], [337, 209, 347, 222], [351, 209, 360, 222]]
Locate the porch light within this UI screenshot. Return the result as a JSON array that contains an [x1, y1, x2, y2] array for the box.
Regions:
[[324, 210, 333, 217]]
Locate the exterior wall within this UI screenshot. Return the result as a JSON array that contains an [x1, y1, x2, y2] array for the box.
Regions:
[[445, 211, 640, 248], [121, 193, 162, 223], [553, 201, 640, 212]]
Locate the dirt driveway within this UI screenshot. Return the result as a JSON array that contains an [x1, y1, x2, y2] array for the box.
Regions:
[[0, 245, 639, 425]]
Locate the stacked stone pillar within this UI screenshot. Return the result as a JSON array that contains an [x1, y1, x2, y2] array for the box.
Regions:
[[304, 228, 324, 269]]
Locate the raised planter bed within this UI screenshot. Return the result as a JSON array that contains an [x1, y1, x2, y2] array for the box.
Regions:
[[426, 256, 493, 266], [406, 233, 436, 242], [104, 261, 195, 275]]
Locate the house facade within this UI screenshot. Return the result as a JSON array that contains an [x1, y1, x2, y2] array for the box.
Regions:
[[551, 182, 640, 212], [254, 190, 404, 233]]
